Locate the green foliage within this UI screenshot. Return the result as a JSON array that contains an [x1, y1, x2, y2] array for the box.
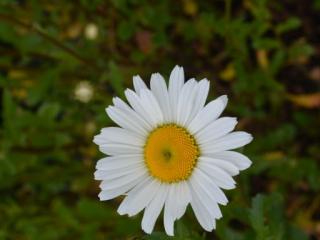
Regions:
[[0, 0, 319, 239]]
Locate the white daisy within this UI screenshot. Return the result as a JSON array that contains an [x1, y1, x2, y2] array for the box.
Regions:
[[93, 65, 253, 236]]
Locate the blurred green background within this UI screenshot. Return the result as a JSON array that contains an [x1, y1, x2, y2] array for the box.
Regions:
[[0, 0, 319, 239]]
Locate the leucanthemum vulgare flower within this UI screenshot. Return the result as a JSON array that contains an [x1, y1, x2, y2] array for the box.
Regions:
[[93, 66, 253, 236]]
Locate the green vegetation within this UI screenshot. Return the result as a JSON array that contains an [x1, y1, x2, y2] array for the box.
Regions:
[[0, 0, 319, 239]]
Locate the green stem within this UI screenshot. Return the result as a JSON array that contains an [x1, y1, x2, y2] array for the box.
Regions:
[[0, 12, 98, 70], [225, 0, 232, 22]]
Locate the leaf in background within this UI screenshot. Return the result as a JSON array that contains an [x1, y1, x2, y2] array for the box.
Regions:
[[27, 69, 60, 106], [144, 232, 169, 240], [143, 221, 205, 240], [52, 199, 79, 228], [3, 89, 17, 142], [276, 17, 301, 34], [249, 194, 269, 239], [245, 0, 271, 21], [0, 89, 17, 176], [288, 40, 314, 64], [253, 38, 281, 50], [102, 61, 125, 96], [38, 102, 60, 124], [269, 49, 286, 74], [220, 63, 235, 81], [117, 20, 136, 41], [287, 93, 320, 108], [76, 198, 113, 221]]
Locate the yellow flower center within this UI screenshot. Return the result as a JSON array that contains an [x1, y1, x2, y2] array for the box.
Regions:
[[144, 124, 200, 183]]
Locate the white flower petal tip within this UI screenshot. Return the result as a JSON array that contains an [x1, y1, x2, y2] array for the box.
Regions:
[[133, 75, 147, 94], [93, 65, 253, 235], [92, 135, 101, 145], [219, 95, 228, 105]]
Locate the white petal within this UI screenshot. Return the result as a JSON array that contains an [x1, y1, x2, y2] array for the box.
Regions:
[[106, 106, 149, 137], [176, 79, 197, 126], [188, 95, 228, 134], [163, 186, 176, 236], [201, 131, 253, 154], [206, 151, 252, 170], [190, 173, 222, 219], [98, 172, 147, 200], [142, 184, 168, 234], [133, 75, 148, 94], [94, 164, 144, 181], [125, 89, 158, 127], [187, 79, 210, 124], [189, 182, 215, 231], [162, 182, 191, 236], [174, 181, 191, 219], [168, 66, 184, 122], [140, 89, 164, 124], [99, 187, 131, 201], [111, 98, 153, 131], [113, 97, 129, 110], [200, 156, 239, 176], [196, 117, 237, 145], [192, 168, 229, 204], [93, 127, 144, 147], [165, 184, 180, 221], [125, 179, 161, 217], [197, 161, 235, 190], [99, 143, 142, 155], [117, 176, 152, 215], [99, 170, 147, 190], [150, 73, 172, 122], [96, 155, 143, 170]]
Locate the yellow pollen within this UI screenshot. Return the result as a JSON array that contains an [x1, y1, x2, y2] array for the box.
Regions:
[[144, 124, 200, 183]]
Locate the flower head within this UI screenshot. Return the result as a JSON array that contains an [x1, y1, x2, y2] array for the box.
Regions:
[[93, 66, 253, 236]]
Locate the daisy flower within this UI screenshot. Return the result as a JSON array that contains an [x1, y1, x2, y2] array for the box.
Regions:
[[93, 66, 253, 236]]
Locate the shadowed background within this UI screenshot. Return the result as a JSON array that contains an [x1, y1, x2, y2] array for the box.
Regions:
[[0, 0, 319, 239]]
